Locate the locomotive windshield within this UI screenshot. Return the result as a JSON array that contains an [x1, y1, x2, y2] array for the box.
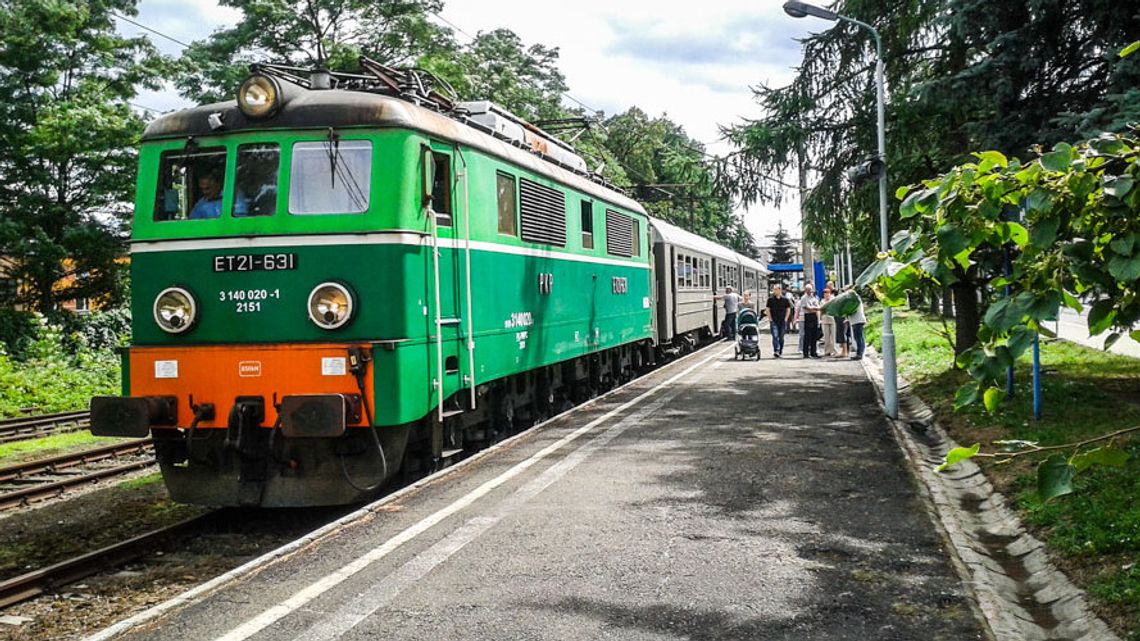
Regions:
[[234, 143, 280, 217], [288, 140, 371, 215]]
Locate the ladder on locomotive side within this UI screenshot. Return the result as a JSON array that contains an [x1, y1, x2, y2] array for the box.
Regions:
[[427, 147, 476, 423]]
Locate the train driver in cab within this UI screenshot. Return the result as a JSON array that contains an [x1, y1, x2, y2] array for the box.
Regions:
[[190, 171, 224, 219]]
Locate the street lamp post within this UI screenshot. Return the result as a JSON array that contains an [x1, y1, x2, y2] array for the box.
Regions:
[[782, 0, 898, 419]]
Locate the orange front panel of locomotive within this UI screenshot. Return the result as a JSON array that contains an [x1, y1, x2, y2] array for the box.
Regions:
[[128, 345, 373, 429]]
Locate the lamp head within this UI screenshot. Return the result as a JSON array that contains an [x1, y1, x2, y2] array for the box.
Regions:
[[782, 1, 839, 21]]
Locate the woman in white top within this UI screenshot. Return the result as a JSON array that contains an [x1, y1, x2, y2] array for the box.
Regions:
[[848, 291, 867, 360]]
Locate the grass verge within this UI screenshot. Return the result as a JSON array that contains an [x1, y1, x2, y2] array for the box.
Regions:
[[0, 432, 124, 465], [866, 308, 1140, 640]]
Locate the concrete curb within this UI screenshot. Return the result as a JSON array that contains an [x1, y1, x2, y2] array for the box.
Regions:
[[859, 347, 1120, 641]]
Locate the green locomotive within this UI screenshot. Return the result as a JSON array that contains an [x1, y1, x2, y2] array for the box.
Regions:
[[91, 63, 654, 507]]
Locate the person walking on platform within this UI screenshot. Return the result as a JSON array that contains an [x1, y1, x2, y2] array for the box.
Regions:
[[848, 289, 867, 360], [819, 287, 837, 356], [798, 283, 821, 358], [714, 286, 741, 340], [766, 284, 792, 357]]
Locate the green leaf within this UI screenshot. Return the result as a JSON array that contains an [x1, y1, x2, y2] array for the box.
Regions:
[[890, 229, 919, 255], [900, 188, 938, 219], [1088, 299, 1117, 335], [1061, 290, 1083, 313], [1091, 133, 1128, 156], [1104, 175, 1135, 199], [1025, 291, 1061, 322], [1069, 446, 1130, 472], [856, 259, 889, 288], [1029, 216, 1061, 249], [1007, 326, 1035, 359], [1130, 329, 1140, 343], [895, 185, 912, 200], [936, 224, 971, 262], [936, 443, 981, 472], [1040, 144, 1072, 173], [1038, 455, 1075, 501], [983, 386, 1005, 413], [976, 150, 1008, 171], [1024, 190, 1053, 213], [954, 381, 981, 409], [1104, 332, 1122, 351], [1121, 40, 1140, 58], [955, 347, 986, 370], [1109, 233, 1136, 257], [1107, 255, 1140, 283], [1002, 222, 1029, 248]]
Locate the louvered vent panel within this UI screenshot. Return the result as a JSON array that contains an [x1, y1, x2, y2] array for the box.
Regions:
[[606, 210, 633, 257], [519, 178, 566, 246]]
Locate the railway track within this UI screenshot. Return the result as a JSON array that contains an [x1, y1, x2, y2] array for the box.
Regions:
[[0, 511, 218, 609], [0, 440, 156, 511], [0, 410, 90, 444]]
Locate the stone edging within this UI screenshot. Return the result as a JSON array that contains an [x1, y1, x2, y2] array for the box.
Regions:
[[859, 347, 1120, 641]]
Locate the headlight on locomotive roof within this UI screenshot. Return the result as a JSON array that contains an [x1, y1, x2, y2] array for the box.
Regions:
[[237, 74, 280, 118], [307, 282, 355, 330], [154, 287, 198, 334]]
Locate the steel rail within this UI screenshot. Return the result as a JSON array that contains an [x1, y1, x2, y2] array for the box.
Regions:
[[0, 411, 91, 444], [0, 439, 154, 484], [0, 512, 217, 609], [0, 458, 158, 511]]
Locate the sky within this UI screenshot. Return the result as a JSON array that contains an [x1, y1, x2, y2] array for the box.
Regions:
[[118, 0, 816, 243]]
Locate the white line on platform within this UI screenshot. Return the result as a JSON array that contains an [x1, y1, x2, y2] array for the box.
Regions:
[[211, 346, 730, 641], [295, 370, 698, 641]]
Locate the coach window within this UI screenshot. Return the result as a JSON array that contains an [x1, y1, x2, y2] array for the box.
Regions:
[[234, 143, 279, 217], [675, 253, 685, 289], [154, 146, 227, 221], [581, 201, 594, 249], [289, 140, 371, 215], [497, 172, 517, 236]]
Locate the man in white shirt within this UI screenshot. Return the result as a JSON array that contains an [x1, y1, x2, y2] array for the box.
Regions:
[[715, 286, 742, 340]]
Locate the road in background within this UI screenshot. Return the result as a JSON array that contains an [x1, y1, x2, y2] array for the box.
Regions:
[[1055, 307, 1140, 358]]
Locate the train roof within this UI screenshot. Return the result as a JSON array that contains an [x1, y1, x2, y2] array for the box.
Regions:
[[649, 216, 760, 267], [738, 253, 768, 273], [143, 76, 646, 216]]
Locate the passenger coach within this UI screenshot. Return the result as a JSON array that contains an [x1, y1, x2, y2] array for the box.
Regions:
[[650, 217, 768, 353]]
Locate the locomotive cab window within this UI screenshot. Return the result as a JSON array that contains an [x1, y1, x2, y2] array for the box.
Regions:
[[496, 171, 517, 236], [581, 201, 594, 249], [154, 146, 227, 221], [288, 140, 371, 215], [431, 151, 452, 226], [234, 143, 279, 217]]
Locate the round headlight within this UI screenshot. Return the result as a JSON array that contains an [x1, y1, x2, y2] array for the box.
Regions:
[[154, 287, 198, 334], [307, 283, 354, 330], [237, 75, 280, 118]]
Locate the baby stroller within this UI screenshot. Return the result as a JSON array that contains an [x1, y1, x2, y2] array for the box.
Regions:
[[734, 308, 762, 360]]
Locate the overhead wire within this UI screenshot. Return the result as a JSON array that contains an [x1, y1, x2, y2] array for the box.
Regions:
[[110, 11, 194, 49]]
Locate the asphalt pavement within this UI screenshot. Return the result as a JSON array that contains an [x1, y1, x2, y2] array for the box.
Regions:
[[1054, 307, 1140, 358], [93, 345, 985, 641]]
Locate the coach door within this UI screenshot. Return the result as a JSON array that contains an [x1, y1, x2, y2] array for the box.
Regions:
[[423, 143, 473, 421]]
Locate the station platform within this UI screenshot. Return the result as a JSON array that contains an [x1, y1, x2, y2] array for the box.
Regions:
[[91, 344, 985, 641]]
